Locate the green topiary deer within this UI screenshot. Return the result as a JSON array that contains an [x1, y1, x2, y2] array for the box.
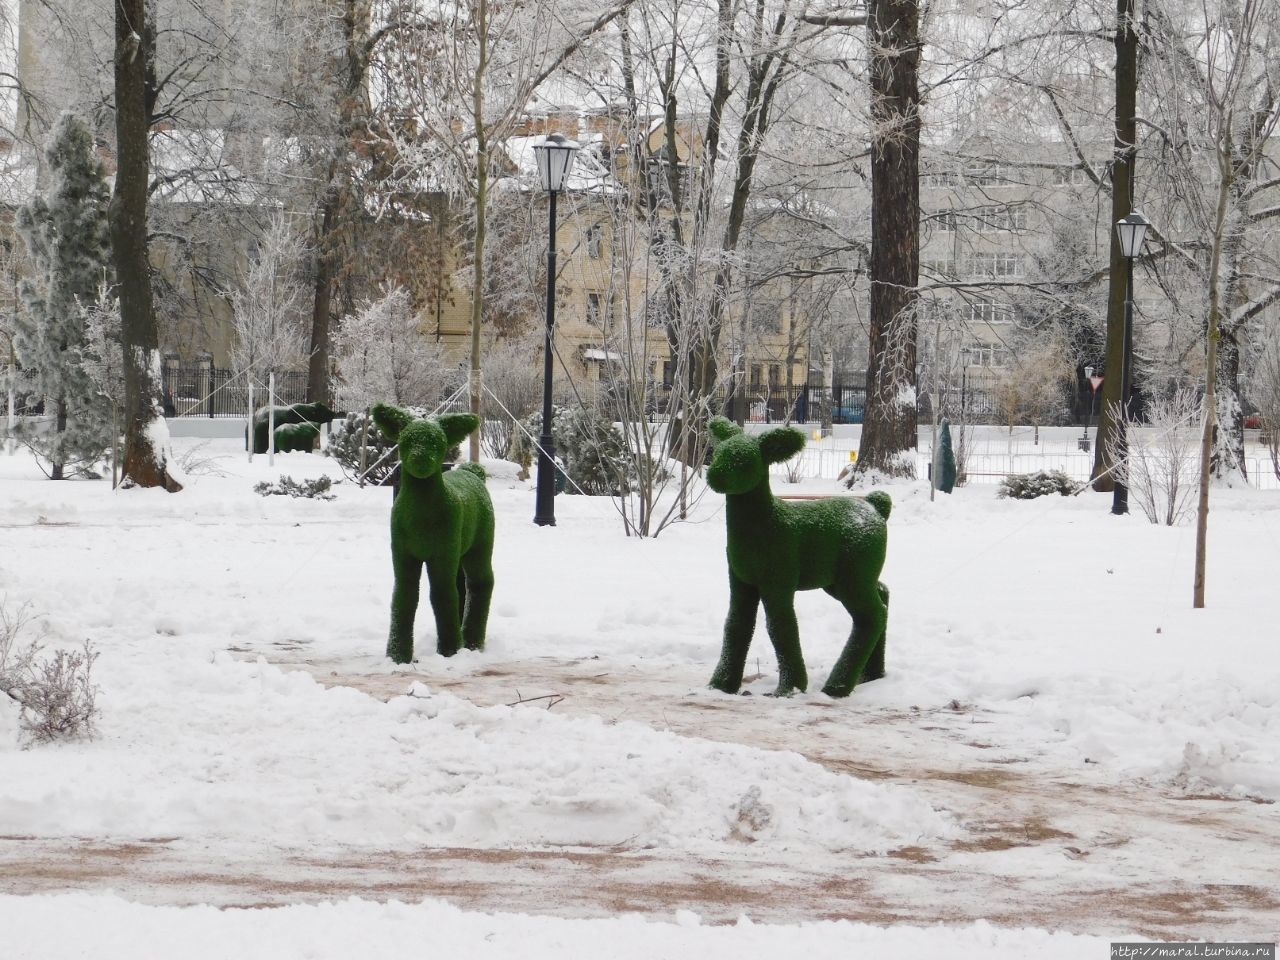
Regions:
[[705, 417, 891, 698], [273, 422, 320, 453], [372, 403, 496, 664], [248, 402, 340, 454]]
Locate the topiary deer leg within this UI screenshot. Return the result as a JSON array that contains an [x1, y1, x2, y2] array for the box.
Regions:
[[460, 550, 494, 652], [710, 575, 759, 693], [387, 551, 422, 664], [822, 581, 888, 698], [761, 590, 808, 696], [858, 582, 889, 683], [425, 559, 464, 657]]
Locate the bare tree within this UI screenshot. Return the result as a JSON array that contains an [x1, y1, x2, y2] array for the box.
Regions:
[[229, 213, 310, 385], [1106, 386, 1201, 526]]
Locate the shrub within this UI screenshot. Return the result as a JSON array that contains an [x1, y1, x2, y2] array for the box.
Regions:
[[936, 418, 957, 494], [1, 600, 99, 745], [327, 410, 403, 485], [508, 404, 636, 496], [327, 407, 462, 486], [253, 475, 337, 499], [997, 469, 1075, 499]]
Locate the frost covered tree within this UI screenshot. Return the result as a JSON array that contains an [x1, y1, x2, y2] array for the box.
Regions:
[[13, 112, 115, 480], [332, 284, 459, 410], [229, 214, 310, 388], [383, 0, 630, 460], [80, 284, 125, 486]]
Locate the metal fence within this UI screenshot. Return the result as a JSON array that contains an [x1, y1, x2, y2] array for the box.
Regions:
[[161, 365, 308, 417], [645, 375, 1120, 427], [651, 377, 1012, 426]]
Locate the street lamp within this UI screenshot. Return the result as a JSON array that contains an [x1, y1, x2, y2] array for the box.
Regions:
[[531, 133, 580, 527], [1112, 210, 1151, 516]]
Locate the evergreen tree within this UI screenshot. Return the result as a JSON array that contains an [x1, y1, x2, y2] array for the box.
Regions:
[[936, 418, 957, 494], [13, 112, 115, 479]]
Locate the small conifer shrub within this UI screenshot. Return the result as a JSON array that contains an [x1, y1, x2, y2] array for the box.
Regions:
[[997, 469, 1074, 500]]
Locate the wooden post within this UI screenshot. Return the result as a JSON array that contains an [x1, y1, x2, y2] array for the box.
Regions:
[[247, 378, 254, 462]]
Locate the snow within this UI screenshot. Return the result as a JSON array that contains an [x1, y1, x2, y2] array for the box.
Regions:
[[1, 436, 1279, 950], [2, 896, 1104, 960]]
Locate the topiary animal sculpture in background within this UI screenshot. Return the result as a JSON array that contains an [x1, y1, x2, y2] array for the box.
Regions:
[[273, 422, 320, 453], [705, 417, 891, 698], [372, 403, 495, 663], [248, 402, 340, 454]]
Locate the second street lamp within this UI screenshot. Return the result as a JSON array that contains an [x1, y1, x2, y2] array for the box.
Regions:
[[531, 134, 580, 527], [1112, 210, 1151, 516]]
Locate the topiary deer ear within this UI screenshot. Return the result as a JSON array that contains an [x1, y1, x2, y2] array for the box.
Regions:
[[437, 412, 481, 447], [371, 402, 415, 442], [708, 416, 743, 444], [759, 427, 806, 465]]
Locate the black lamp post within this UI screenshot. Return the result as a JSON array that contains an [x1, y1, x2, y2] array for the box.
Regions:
[[1112, 210, 1151, 516], [531, 133, 580, 527]]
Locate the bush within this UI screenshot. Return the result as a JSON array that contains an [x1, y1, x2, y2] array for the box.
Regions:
[[997, 469, 1075, 500], [326, 408, 461, 486], [253, 475, 337, 499], [326, 410, 400, 485], [508, 404, 636, 496], [1, 600, 99, 745]]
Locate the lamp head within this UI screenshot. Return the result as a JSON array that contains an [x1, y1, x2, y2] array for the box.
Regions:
[[1116, 211, 1151, 260], [533, 133, 581, 193]]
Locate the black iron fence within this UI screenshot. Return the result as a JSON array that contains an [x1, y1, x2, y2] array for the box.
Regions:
[[161, 365, 309, 418], [156, 362, 1094, 427]]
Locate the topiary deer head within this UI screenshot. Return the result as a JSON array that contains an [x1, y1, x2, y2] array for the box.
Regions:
[[372, 406, 478, 480]]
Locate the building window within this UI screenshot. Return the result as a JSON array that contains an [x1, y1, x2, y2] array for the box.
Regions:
[[964, 162, 1007, 186], [969, 301, 1013, 325], [587, 292, 604, 326], [586, 224, 603, 259], [966, 252, 1024, 278], [923, 168, 959, 187], [921, 257, 956, 277], [930, 209, 956, 232], [962, 343, 1008, 368], [970, 204, 1027, 232], [1053, 165, 1091, 185], [994, 252, 1023, 277]]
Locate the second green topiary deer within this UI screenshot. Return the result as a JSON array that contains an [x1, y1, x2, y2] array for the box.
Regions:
[[372, 403, 495, 664], [706, 417, 891, 698]]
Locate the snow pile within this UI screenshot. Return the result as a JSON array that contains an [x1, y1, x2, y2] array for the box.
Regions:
[[0, 647, 955, 854]]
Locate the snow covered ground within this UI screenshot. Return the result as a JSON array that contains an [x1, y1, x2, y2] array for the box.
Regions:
[[2, 435, 1278, 956]]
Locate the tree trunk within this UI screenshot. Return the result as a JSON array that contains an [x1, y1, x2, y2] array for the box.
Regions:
[[307, 192, 338, 407], [856, 0, 921, 477], [1212, 325, 1247, 481], [306, 0, 368, 409], [113, 0, 181, 492], [1091, 0, 1139, 491], [51, 392, 66, 480]]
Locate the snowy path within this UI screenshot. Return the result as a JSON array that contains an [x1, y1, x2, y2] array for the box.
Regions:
[[5, 652, 1277, 939]]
